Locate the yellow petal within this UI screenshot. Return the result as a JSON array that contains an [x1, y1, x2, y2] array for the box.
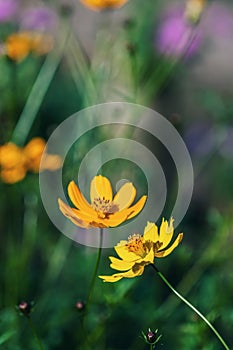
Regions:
[[156, 233, 183, 258], [80, 0, 128, 11], [99, 265, 144, 283], [90, 175, 113, 202], [143, 247, 155, 264], [103, 210, 133, 227], [109, 256, 135, 271], [125, 195, 147, 220], [115, 244, 140, 262], [113, 182, 136, 210], [68, 181, 95, 213], [159, 217, 174, 249], [99, 274, 124, 283], [58, 199, 90, 228], [143, 222, 159, 242]]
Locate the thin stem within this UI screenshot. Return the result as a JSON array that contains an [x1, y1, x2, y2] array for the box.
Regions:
[[27, 316, 44, 350], [86, 228, 104, 307], [150, 264, 230, 350], [150, 344, 153, 350]]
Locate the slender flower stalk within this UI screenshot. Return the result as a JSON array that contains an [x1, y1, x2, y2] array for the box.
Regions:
[[86, 227, 104, 308], [27, 317, 45, 350], [150, 264, 230, 350]]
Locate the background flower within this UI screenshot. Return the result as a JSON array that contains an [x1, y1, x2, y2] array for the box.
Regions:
[[0, 0, 18, 23]]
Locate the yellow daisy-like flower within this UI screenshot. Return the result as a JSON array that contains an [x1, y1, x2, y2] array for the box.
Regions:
[[99, 218, 183, 282], [80, 0, 128, 11], [58, 175, 147, 228]]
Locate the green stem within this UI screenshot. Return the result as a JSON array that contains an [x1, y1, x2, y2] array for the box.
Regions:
[[150, 344, 153, 350], [86, 228, 104, 307], [27, 316, 44, 350], [151, 264, 230, 350]]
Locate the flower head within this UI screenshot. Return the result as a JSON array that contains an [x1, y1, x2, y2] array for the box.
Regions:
[[156, 6, 202, 59], [99, 218, 183, 282], [0, 143, 27, 184], [5, 31, 53, 62], [58, 175, 147, 228], [0, 138, 62, 184], [20, 6, 58, 33], [0, 0, 18, 23], [80, 0, 128, 11]]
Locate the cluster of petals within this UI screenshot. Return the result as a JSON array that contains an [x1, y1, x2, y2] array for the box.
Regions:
[[80, 0, 129, 11], [99, 218, 183, 282], [3, 31, 53, 62], [58, 175, 147, 228], [0, 138, 62, 184]]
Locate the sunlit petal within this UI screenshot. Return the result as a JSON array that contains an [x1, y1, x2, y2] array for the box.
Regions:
[[125, 195, 147, 220], [90, 175, 113, 202], [144, 222, 159, 242], [68, 181, 94, 213], [156, 233, 183, 257], [115, 244, 140, 262], [109, 256, 135, 271], [113, 182, 136, 210], [58, 199, 90, 228], [159, 217, 174, 249]]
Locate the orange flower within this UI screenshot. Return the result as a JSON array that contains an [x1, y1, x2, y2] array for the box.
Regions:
[[23, 137, 46, 172], [80, 0, 129, 11], [0, 138, 62, 184], [58, 175, 147, 228], [5, 31, 53, 62], [23, 137, 62, 172], [6, 32, 32, 62], [0, 143, 27, 183]]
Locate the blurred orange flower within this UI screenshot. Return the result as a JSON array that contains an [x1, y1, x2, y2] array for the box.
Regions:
[[6, 32, 32, 62], [0, 143, 27, 183], [23, 137, 46, 172], [0, 137, 62, 184], [80, 0, 128, 11], [5, 31, 53, 62]]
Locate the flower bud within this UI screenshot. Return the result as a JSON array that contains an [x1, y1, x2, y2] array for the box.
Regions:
[[75, 301, 85, 311], [17, 301, 34, 317]]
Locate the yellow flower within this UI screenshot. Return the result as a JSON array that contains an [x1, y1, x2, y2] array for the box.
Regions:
[[80, 0, 128, 11], [58, 175, 147, 228], [99, 218, 183, 282], [185, 0, 206, 23], [0, 143, 27, 183]]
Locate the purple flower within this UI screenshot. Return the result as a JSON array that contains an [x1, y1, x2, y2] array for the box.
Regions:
[[203, 3, 233, 39], [0, 0, 18, 22], [156, 6, 202, 59], [20, 6, 58, 32], [219, 127, 233, 160], [184, 122, 215, 157]]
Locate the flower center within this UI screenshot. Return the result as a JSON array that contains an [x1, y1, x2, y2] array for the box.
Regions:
[[92, 197, 119, 218], [125, 234, 147, 257]]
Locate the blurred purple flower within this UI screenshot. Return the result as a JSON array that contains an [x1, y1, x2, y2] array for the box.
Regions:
[[20, 6, 58, 32], [156, 6, 202, 59], [184, 122, 215, 157], [0, 0, 18, 22], [203, 3, 233, 38], [219, 127, 233, 160]]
